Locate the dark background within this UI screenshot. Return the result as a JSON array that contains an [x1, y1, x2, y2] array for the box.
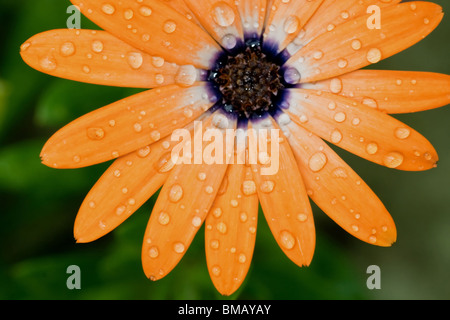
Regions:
[[0, 0, 449, 299]]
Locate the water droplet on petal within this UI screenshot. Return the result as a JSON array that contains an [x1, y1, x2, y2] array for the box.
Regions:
[[173, 242, 185, 253], [238, 253, 247, 264], [383, 152, 404, 168], [102, 4, 116, 15], [309, 152, 328, 172], [149, 246, 159, 258], [169, 184, 183, 203], [39, 56, 57, 71], [366, 143, 379, 155], [216, 222, 228, 234], [279, 230, 296, 250], [87, 127, 105, 140], [284, 15, 300, 34], [163, 20, 177, 34], [212, 2, 235, 27], [242, 180, 256, 196], [284, 67, 301, 85], [260, 180, 275, 193], [367, 48, 382, 64], [91, 40, 104, 53], [60, 42, 76, 56], [127, 52, 143, 69], [395, 127, 411, 140], [158, 212, 170, 225]]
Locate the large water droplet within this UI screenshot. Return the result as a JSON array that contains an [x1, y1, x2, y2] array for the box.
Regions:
[[127, 52, 143, 69], [383, 152, 404, 168], [212, 2, 235, 27], [87, 127, 105, 140], [279, 230, 296, 250], [309, 152, 328, 172], [60, 42, 76, 56], [173, 242, 185, 253]]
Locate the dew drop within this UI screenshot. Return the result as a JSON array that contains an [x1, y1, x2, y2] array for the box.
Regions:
[[139, 6, 152, 16], [163, 20, 177, 34], [279, 230, 296, 250], [242, 180, 257, 196], [366, 142, 379, 155], [91, 40, 104, 53], [331, 129, 343, 144], [210, 239, 220, 250], [173, 242, 185, 254], [284, 15, 300, 34], [297, 213, 308, 222], [211, 265, 221, 277], [383, 152, 404, 168], [238, 254, 247, 264], [351, 39, 362, 50], [309, 152, 328, 172], [260, 180, 275, 193], [192, 216, 202, 228], [149, 246, 159, 258], [101, 4, 116, 15], [395, 127, 411, 140], [39, 56, 57, 71], [329, 78, 343, 94], [221, 34, 237, 50], [216, 222, 228, 234], [212, 2, 235, 27], [158, 212, 170, 226], [367, 48, 382, 64], [60, 42, 76, 56], [127, 52, 144, 69], [87, 127, 105, 140], [137, 146, 151, 158], [284, 67, 301, 85], [169, 184, 183, 203]]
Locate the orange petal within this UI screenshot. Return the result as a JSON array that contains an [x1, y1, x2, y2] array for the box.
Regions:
[[286, 0, 401, 55], [303, 70, 450, 114], [74, 137, 175, 243], [249, 118, 315, 267], [71, 0, 221, 69], [205, 163, 258, 296], [235, 0, 268, 38], [20, 29, 181, 88], [281, 119, 396, 246], [141, 111, 236, 281], [41, 83, 217, 169], [285, 89, 439, 171], [184, 0, 244, 50], [286, 2, 443, 83], [263, 0, 323, 53]]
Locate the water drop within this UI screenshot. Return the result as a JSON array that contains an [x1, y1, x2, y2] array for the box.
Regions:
[[163, 20, 177, 34], [87, 127, 105, 140], [366, 143, 379, 155], [60, 42, 76, 56], [260, 180, 275, 193], [158, 212, 170, 225], [91, 40, 104, 53], [127, 52, 143, 69], [242, 180, 256, 196], [101, 4, 116, 15], [383, 152, 404, 168], [169, 184, 183, 203], [284, 15, 300, 34], [175, 65, 197, 87], [149, 246, 159, 258], [395, 127, 411, 140], [367, 48, 382, 64], [309, 152, 328, 172], [284, 67, 301, 85], [212, 2, 235, 27], [279, 230, 296, 250]]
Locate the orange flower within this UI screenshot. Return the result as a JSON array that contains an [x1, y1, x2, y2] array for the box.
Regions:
[[20, 0, 449, 296]]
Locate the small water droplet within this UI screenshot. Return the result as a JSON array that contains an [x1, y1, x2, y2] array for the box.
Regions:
[[395, 127, 411, 140], [279, 230, 296, 250], [351, 39, 362, 50], [367, 48, 382, 64], [149, 246, 159, 258], [192, 216, 202, 228], [383, 152, 404, 168], [260, 180, 275, 193], [366, 143, 379, 155], [242, 180, 256, 196], [330, 78, 343, 94], [163, 20, 177, 34], [137, 146, 151, 158], [169, 184, 183, 203], [211, 265, 221, 277], [39, 56, 57, 71], [60, 42, 76, 56], [139, 6, 152, 16], [127, 52, 143, 69], [87, 127, 105, 140], [309, 152, 328, 172], [91, 40, 104, 53], [284, 67, 301, 85], [101, 4, 116, 15], [238, 253, 247, 264], [221, 34, 237, 50], [331, 129, 343, 144], [158, 212, 170, 225], [334, 112, 347, 123], [297, 213, 308, 222], [216, 222, 228, 234]]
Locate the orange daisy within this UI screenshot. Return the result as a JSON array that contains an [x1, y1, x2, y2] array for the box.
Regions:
[[20, 0, 449, 296]]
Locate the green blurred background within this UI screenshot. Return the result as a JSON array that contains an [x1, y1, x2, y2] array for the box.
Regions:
[[0, 0, 449, 300]]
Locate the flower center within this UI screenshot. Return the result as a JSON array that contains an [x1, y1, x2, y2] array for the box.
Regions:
[[210, 42, 285, 119]]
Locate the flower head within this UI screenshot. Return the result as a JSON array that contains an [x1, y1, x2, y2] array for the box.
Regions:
[[21, 0, 449, 296]]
